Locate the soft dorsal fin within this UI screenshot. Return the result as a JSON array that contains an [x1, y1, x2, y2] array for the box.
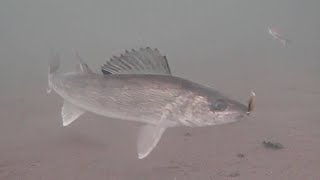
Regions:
[[101, 47, 172, 75], [75, 51, 93, 74]]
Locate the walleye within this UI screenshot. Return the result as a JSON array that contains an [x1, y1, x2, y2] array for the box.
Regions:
[[48, 47, 256, 159], [268, 27, 291, 47]]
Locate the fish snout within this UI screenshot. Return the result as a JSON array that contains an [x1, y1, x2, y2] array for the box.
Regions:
[[229, 91, 256, 118]]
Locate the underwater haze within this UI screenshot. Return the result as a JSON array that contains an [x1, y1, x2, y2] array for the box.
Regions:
[[0, 0, 320, 179]]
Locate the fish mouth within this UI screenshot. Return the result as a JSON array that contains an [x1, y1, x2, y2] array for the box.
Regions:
[[217, 111, 246, 120], [236, 113, 248, 121], [215, 111, 247, 125]]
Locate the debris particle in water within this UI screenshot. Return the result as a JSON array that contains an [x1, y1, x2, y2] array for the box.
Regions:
[[228, 171, 240, 177], [237, 153, 245, 158], [263, 140, 284, 150]]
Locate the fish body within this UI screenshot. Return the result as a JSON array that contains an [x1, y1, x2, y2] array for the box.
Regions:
[[268, 27, 290, 47], [48, 47, 256, 159]]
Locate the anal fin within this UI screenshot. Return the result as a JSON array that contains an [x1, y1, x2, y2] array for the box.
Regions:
[[61, 101, 85, 126], [137, 124, 166, 159]]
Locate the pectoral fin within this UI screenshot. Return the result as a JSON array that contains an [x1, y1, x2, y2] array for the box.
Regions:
[[137, 125, 167, 159], [61, 101, 85, 126]]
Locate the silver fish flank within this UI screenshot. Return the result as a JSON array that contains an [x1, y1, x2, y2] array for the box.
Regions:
[[47, 47, 256, 159]]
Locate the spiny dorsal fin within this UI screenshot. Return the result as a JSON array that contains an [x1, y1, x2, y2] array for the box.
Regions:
[[101, 47, 171, 75]]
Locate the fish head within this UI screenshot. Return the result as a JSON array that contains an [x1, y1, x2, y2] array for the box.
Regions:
[[185, 91, 256, 127]]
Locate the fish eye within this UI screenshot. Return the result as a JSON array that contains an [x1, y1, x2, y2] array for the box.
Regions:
[[211, 100, 227, 111]]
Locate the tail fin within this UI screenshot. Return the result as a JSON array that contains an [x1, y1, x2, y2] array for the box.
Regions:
[[49, 52, 60, 74], [47, 52, 60, 94], [74, 51, 93, 74], [280, 38, 290, 47]]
